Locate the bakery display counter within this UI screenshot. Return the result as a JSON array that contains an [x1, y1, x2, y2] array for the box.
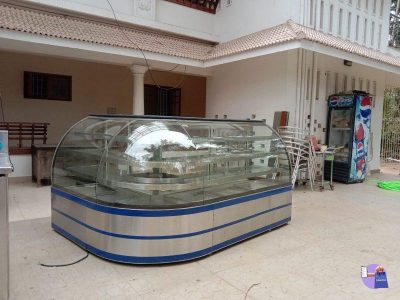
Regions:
[[51, 115, 292, 264]]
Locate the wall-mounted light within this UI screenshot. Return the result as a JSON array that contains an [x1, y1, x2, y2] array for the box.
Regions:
[[344, 60, 352, 67]]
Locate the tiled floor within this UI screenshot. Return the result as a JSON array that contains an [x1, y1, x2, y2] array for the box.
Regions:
[[7, 171, 400, 299]]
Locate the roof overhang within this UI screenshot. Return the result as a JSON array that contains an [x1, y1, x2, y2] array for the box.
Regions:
[[3, 25, 400, 78], [300, 40, 400, 76], [2, 2, 400, 77], [0, 28, 212, 76], [204, 41, 302, 67], [205, 40, 400, 75]]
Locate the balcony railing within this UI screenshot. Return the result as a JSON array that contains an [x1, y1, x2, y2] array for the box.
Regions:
[[389, 13, 400, 47], [164, 0, 220, 14]]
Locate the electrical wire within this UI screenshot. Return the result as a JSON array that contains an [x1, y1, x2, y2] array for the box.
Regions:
[[39, 252, 89, 267], [105, 0, 187, 90]]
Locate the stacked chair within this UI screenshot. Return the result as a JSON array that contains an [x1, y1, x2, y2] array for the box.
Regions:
[[278, 126, 318, 190]]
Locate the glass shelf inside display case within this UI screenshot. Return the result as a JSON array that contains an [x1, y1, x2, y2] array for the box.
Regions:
[[52, 115, 291, 209]]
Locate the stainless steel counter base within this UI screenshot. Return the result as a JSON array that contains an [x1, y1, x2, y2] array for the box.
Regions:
[[51, 186, 292, 264]]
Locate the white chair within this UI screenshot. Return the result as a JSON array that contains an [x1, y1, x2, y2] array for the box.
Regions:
[[279, 126, 317, 190]]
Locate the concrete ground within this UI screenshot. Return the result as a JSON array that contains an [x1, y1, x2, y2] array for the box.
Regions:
[[8, 171, 400, 300]]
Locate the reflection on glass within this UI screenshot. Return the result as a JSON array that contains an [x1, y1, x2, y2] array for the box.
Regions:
[[52, 117, 291, 208]]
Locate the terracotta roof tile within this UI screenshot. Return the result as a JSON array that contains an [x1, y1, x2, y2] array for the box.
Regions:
[[207, 20, 400, 69], [1, 4, 400, 69], [0, 4, 214, 60], [207, 23, 299, 59], [287, 21, 400, 68]]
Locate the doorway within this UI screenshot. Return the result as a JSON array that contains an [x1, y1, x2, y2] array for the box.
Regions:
[[144, 84, 181, 116]]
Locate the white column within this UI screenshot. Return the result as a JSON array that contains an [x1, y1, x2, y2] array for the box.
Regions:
[[130, 65, 148, 115]]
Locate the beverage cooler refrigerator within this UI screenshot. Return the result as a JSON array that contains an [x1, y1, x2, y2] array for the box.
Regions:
[[325, 91, 372, 183]]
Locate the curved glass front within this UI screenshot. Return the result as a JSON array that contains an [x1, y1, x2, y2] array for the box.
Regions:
[[52, 116, 291, 208]]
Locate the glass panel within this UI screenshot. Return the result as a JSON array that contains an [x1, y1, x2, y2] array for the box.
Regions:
[[53, 116, 291, 208], [97, 120, 208, 207], [52, 117, 130, 198], [329, 108, 353, 162], [200, 122, 290, 199]]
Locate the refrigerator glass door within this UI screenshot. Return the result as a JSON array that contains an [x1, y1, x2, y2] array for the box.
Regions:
[[328, 108, 353, 163]]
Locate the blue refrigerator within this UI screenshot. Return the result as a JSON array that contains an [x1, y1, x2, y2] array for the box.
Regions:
[[325, 91, 372, 183]]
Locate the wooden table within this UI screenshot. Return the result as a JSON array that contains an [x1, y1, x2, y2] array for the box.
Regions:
[[32, 144, 57, 185]]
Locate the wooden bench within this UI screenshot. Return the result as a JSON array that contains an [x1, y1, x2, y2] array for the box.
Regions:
[[0, 122, 49, 154]]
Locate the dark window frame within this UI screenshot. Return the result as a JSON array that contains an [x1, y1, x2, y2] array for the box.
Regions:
[[164, 0, 220, 14], [144, 84, 181, 116], [24, 71, 72, 101]]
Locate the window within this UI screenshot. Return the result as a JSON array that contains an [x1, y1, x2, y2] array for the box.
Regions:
[[371, 21, 375, 46], [316, 70, 321, 100], [144, 85, 181, 116], [320, 1, 325, 29], [372, 81, 377, 95], [357, 0, 361, 8], [373, 0, 377, 13], [356, 15, 360, 40], [351, 76, 356, 90], [363, 18, 368, 43], [329, 4, 334, 32], [378, 24, 382, 49], [379, 0, 384, 16], [366, 79, 371, 93], [347, 12, 352, 38], [343, 75, 348, 92], [310, 0, 315, 26], [334, 72, 339, 93], [338, 8, 343, 35], [24, 71, 72, 101], [359, 78, 364, 90], [365, 0, 369, 10], [306, 68, 311, 100], [325, 71, 331, 98], [164, 0, 219, 14]]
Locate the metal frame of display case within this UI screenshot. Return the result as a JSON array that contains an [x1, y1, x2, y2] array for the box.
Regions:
[[51, 115, 292, 264]]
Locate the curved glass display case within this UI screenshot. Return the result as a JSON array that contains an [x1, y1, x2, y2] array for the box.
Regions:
[[51, 115, 292, 264]]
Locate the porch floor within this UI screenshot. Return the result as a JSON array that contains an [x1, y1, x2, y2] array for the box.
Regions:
[[8, 171, 400, 299]]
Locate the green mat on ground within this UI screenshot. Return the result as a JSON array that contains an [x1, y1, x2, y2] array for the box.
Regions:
[[377, 181, 400, 192]]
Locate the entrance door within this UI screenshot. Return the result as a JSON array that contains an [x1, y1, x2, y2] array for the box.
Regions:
[[144, 85, 181, 116]]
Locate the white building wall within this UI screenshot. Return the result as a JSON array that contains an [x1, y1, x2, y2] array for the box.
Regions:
[[22, 0, 392, 52], [214, 0, 301, 42], [206, 49, 386, 171], [206, 51, 298, 124], [23, 0, 218, 41], [310, 52, 385, 171], [308, 0, 391, 52]]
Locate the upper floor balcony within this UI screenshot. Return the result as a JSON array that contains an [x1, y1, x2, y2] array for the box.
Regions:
[[164, 0, 220, 14]]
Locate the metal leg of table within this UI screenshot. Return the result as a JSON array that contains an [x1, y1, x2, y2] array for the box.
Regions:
[[321, 155, 325, 191], [330, 159, 334, 190], [0, 175, 9, 300]]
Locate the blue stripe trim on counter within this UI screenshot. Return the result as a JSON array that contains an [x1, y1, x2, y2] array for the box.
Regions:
[[51, 185, 291, 217], [52, 217, 291, 264], [52, 202, 291, 240]]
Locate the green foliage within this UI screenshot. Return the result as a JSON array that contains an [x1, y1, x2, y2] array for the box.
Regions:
[[381, 88, 400, 158], [383, 88, 400, 120], [390, 1, 400, 46]]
